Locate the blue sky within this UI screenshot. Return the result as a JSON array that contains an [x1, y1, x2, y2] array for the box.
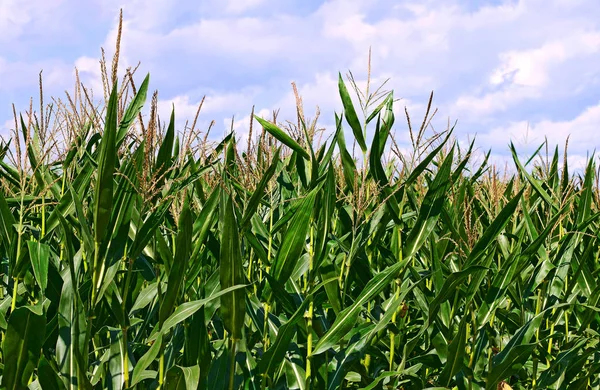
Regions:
[[1, 0, 600, 170]]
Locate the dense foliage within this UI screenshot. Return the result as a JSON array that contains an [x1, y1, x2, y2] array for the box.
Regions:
[[0, 40, 599, 390]]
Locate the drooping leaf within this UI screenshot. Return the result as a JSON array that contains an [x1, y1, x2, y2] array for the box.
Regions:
[[254, 116, 309, 160]]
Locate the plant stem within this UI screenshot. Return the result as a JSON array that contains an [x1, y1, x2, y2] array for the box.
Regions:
[[122, 326, 129, 388], [158, 347, 165, 389], [229, 338, 237, 390], [389, 279, 400, 371], [91, 242, 100, 307], [121, 255, 134, 312], [305, 222, 315, 389], [305, 298, 314, 388], [10, 278, 18, 312], [11, 191, 25, 311]]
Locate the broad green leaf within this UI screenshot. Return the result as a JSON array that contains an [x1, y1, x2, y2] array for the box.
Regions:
[[403, 146, 455, 260], [94, 81, 118, 245], [159, 195, 193, 327], [240, 148, 280, 229], [131, 333, 162, 386], [165, 365, 200, 390], [312, 259, 407, 356], [272, 185, 320, 285], [154, 284, 248, 339], [335, 113, 357, 192], [107, 327, 128, 390], [92, 80, 118, 304], [184, 305, 210, 378], [260, 298, 310, 378], [38, 357, 66, 390], [537, 337, 588, 388], [130, 282, 158, 315], [466, 189, 524, 267], [2, 306, 46, 390], [27, 240, 49, 291], [0, 188, 15, 248], [254, 116, 309, 160], [154, 106, 176, 177], [338, 72, 367, 152], [428, 266, 487, 327], [510, 142, 557, 211], [486, 344, 536, 390], [116, 73, 149, 147], [438, 318, 467, 386], [220, 194, 247, 340], [128, 196, 174, 261]]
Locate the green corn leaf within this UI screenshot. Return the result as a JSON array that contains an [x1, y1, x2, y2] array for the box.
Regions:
[[240, 148, 280, 230], [2, 306, 46, 390], [254, 116, 309, 160], [220, 194, 247, 340], [259, 298, 310, 378], [184, 305, 210, 377], [271, 185, 320, 285], [576, 157, 594, 226], [335, 113, 357, 192], [68, 181, 94, 256], [27, 240, 49, 292], [107, 327, 127, 390], [55, 261, 88, 389], [438, 318, 468, 386], [20, 115, 61, 199], [116, 73, 150, 147], [537, 337, 589, 388], [366, 91, 394, 124], [165, 365, 200, 390], [428, 266, 487, 326], [129, 196, 174, 261], [159, 194, 193, 327], [154, 284, 248, 339], [94, 81, 118, 246], [312, 259, 407, 356], [38, 357, 66, 390], [154, 106, 176, 176], [338, 72, 367, 153], [402, 130, 453, 187], [510, 142, 557, 210], [466, 188, 524, 267], [0, 185, 16, 248], [131, 333, 162, 386], [403, 146, 455, 260], [130, 281, 158, 315], [45, 158, 94, 235], [486, 344, 537, 390]]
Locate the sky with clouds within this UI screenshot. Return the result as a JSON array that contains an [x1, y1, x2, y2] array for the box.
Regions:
[[1, 0, 599, 170]]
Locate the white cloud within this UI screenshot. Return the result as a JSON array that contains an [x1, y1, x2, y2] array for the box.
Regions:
[[475, 100, 600, 171], [0, 57, 73, 97], [224, 0, 267, 14], [73, 56, 105, 98], [0, 119, 14, 140], [0, 0, 65, 42], [452, 86, 540, 119], [2, 0, 600, 169], [490, 32, 600, 89]]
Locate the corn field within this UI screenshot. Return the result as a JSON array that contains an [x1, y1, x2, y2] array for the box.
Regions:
[[1, 32, 600, 390]]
